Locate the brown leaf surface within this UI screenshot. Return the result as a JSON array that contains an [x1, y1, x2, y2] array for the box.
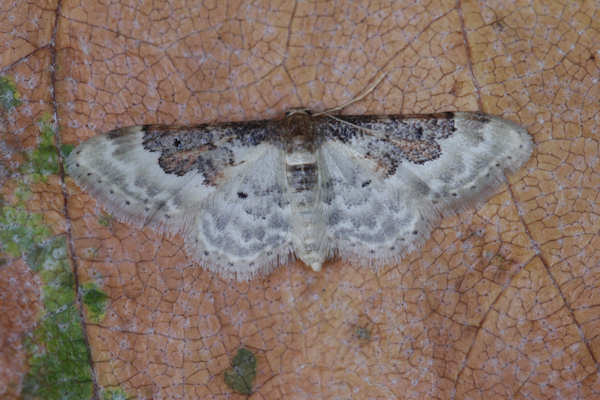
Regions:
[[2, 0, 600, 399]]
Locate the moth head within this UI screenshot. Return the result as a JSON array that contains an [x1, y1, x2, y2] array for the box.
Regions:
[[285, 108, 313, 117]]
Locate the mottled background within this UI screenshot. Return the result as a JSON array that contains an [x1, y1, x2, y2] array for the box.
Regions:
[[1, 0, 599, 399]]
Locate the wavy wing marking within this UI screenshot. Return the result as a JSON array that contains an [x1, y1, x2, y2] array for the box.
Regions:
[[67, 122, 293, 280], [319, 112, 533, 265]]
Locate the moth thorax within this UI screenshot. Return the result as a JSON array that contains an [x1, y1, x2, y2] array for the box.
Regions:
[[286, 134, 316, 153], [285, 132, 319, 194]]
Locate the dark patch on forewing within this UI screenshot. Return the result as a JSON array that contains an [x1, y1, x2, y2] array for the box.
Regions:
[[141, 122, 275, 185], [323, 112, 456, 142], [468, 111, 491, 124], [319, 112, 456, 176], [392, 138, 442, 164], [107, 126, 139, 139]]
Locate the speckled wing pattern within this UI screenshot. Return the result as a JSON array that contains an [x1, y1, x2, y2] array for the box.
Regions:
[[318, 112, 532, 265], [67, 111, 532, 280], [67, 123, 294, 279]]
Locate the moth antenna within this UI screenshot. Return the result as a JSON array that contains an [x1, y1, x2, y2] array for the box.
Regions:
[[313, 72, 387, 116], [320, 113, 388, 138]]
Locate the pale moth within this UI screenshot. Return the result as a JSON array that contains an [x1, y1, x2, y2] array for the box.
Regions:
[[67, 77, 533, 280]]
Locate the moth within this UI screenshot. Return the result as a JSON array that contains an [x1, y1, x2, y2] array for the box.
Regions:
[[67, 108, 532, 280]]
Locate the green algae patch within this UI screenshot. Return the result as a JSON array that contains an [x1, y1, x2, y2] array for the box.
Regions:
[[0, 75, 21, 110], [354, 325, 372, 341], [102, 387, 129, 400], [224, 348, 257, 395], [97, 212, 113, 227], [60, 143, 75, 158], [1, 196, 94, 398], [21, 236, 94, 400], [22, 115, 61, 181], [0, 204, 51, 261], [81, 281, 109, 322]]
